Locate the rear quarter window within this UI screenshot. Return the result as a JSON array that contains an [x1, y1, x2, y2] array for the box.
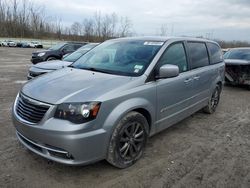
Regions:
[[207, 43, 223, 64], [188, 42, 209, 69]]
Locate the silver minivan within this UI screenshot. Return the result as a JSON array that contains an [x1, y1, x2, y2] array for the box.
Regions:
[[12, 37, 225, 168]]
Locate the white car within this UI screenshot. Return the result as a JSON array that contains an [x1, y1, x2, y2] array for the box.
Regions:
[[29, 41, 43, 48], [8, 41, 17, 47], [1, 40, 16, 47], [1, 40, 9, 46]]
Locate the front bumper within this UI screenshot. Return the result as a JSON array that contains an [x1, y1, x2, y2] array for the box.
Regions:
[[12, 104, 108, 165], [225, 64, 250, 86], [31, 57, 45, 64]]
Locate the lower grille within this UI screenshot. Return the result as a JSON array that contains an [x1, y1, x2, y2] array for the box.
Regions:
[[15, 94, 50, 124], [17, 132, 74, 160]]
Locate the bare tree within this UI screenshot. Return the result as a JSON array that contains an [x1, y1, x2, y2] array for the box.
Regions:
[[160, 24, 168, 36], [0, 1, 134, 41], [71, 22, 82, 36], [119, 16, 132, 37], [82, 18, 94, 41], [101, 13, 118, 39], [94, 11, 102, 38]]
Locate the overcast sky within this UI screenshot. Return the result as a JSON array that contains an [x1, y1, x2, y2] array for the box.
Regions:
[[33, 0, 250, 41]]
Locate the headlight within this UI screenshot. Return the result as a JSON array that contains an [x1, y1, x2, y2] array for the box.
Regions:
[[54, 102, 101, 124], [37, 52, 45, 57]]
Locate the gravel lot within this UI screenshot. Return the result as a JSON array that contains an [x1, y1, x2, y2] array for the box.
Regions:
[[0, 47, 250, 188]]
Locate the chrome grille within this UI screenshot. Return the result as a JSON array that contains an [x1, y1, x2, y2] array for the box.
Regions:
[[15, 94, 50, 124]]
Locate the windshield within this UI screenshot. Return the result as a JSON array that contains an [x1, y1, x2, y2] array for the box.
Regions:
[[224, 49, 250, 61], [63, 43, 98, 62], [49, 43, 65, 50], [71, 40, 164, 76]]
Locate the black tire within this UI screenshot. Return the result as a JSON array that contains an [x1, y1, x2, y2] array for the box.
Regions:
[[46, 57, 57, 61], [107, 111, 148, 168], [203, 85, 221, 114]]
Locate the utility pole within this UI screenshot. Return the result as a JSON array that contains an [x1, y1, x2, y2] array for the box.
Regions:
[[171, 23, 174, 36]]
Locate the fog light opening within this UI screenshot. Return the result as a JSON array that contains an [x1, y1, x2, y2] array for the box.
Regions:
[[66, 152, 73, 159]]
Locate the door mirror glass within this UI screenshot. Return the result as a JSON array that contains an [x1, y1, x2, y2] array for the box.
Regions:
[[158, 64, 179, 79]]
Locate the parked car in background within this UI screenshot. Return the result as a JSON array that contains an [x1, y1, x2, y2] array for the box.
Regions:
[[27, 43, 99, 79], [1, 40, 16, 47], [21, 42, 31, 48], [15, 41, 31, 48], [8, 41, 17, 47], [222, 48, 230, 54], [31, 42, 87, 64], [16, 42, 23, 48], [12, 37, 224, 168], [29, 41, 43, 48], [1, 40, 9, 46], [224, 48, 250, 88], [1, 40, 8, 46]]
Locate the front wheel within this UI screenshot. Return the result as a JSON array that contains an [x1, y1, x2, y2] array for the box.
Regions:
[[106, 112, 148, 168], [46, 57, 57, 61], [203, 85, 221, 114]]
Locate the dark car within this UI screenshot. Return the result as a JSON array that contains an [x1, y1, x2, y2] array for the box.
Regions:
[[28, 43, 99, 79], [16, 42, 31, 48], [31, 42, 87, 64], [224, 48, 250, 88]]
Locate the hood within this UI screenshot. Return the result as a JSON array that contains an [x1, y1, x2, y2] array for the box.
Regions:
[[22, 67, 134, 104], [225, 59, 250, 65], [33, 60, 72, 70]]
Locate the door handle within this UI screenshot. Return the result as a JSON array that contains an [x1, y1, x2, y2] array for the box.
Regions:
[[184, 78, 193, 83], [193, 76, 200, 80]]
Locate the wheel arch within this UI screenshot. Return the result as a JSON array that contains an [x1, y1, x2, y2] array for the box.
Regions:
[[132, 108, 152, 134], [216, 81, 222, 91], [46, 56, 59, 61], [103, 98, 156, 141]]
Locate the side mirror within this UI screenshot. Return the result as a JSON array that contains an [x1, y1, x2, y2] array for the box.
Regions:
[[157, 64, 179, 79]]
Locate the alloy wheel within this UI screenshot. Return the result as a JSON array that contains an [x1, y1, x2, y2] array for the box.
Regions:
[[118, 122, 146, 161]]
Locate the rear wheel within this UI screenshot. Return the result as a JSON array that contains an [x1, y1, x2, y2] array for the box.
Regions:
[[107, 111, 148, 168], [203, 85, 221, 114]]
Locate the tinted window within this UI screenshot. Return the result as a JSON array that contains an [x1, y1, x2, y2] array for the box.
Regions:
[[157, 43, 188, 73], [49, 43, 66, 50], [63, 45, 75, 52], [188, 42, 209, 69], [63, 44, 98, 62], [207, 43, 223, 64], [224, 49, 250, 61], [73, 44, 82, 50]]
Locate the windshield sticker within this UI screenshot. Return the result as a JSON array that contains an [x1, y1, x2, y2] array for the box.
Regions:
[[144, 41, 164, 46], [134, 65, 143, 70], [134, 69, 140, 73]]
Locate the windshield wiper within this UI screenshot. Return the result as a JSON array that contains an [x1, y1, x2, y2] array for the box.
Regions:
[[80, 67, 112, 74]]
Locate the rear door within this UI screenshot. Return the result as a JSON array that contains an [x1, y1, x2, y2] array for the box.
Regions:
[[186, 42, 212, 105], [155, 42, 196, 132]]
